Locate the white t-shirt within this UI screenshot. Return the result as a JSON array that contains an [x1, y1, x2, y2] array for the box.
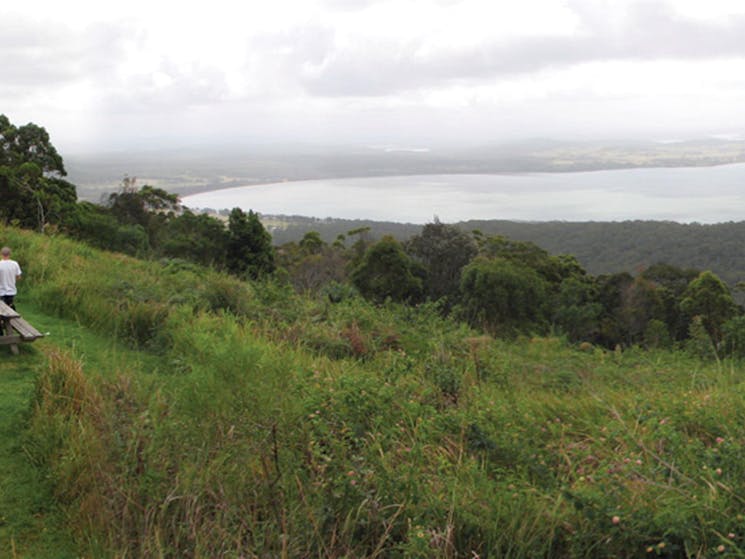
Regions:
[[0, 259, 22, 296]]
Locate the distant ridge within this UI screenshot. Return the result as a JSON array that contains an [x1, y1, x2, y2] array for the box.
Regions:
[[66, 137, 745, 201], [269, 217, 745, 286]]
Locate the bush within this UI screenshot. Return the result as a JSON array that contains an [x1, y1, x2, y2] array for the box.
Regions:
[[459, 257, 549, 336], [686, 315, 718, 359], [351, 236, 424, 304], [644, 318, 672, 349], [722, 315, 745, 358]]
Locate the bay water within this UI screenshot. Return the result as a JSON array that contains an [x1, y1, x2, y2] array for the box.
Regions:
[[182, 163, 745, 223]]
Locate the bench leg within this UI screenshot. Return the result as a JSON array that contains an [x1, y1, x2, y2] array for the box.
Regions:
[[3, 319, 18, 355]]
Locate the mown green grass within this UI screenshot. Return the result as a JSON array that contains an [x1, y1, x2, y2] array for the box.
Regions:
[[0, 303, 169, 558], [0, 341, 75, 559], [0, 307, 102, 559]]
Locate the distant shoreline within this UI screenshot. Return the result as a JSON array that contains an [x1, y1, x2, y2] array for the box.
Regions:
[[181, 164, 745, 225], [178, 159, 745, 199], [67, 138, 745, 202]]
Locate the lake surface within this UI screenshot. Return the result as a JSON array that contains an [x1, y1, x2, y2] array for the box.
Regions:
[[182, 163, 745, 223]]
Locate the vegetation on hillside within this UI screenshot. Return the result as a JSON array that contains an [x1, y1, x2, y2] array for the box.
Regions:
[[5, 115, 745, 556], [5, 225, 745, 557], [270, 217, 745, 293], [4, 113, 745, 353]]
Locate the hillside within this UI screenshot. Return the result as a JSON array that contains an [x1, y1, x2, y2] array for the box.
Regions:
[[3, 225, 745, 557], [270, 217, 745, 286]]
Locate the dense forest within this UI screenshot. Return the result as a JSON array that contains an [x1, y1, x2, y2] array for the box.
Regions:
[[270, 217, 745, 288]]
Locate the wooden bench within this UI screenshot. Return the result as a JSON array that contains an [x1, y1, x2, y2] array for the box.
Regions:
[[0, 300, 44, 354]]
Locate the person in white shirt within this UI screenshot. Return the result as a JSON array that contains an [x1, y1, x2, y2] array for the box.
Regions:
[[0, 247, 22, 309]]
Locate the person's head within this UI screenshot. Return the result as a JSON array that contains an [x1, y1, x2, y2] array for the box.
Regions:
[[1, 247, 10, 259]]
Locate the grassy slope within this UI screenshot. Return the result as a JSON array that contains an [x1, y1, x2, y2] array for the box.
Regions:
[[0, 304, 163, 558], [5, 225, 745, 557]]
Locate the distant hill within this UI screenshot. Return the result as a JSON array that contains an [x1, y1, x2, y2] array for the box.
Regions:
[[66, 137, 745, 201], [461, 220, 745, 285], [269, 217, 745, 286]]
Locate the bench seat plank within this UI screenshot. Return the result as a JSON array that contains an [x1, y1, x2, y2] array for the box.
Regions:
[[9, 317, 43, 341], [0, 300, 20, 318]]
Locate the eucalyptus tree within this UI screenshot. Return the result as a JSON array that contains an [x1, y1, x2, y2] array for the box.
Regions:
[[226, 208, 275, 279], [0, 114, 76, 231], [406, 219, 477, 305], [351, 235, 423, 304], [680, 271, 737, 345]]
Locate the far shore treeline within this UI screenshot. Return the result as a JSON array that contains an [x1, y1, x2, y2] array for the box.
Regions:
[[2, 113, 744, 354]]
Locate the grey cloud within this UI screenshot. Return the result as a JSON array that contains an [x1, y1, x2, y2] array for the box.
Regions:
[[238, 25, 336, 96], [303, 36, 602, 96], [248, 25, 335, 66], [317, 0, 379, 11], [0, 13, 230, 113], [301, 1, 745, 97], [605, 2, 745, 59], [0, 17, 131, 90], [101, 64, 231, 114], [0, 23, 81, 86]]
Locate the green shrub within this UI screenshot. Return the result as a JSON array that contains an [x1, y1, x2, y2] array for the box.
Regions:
[[686, 315, 718, 359], [644, 318, 673, 349], [722, 315, 745, 358], [459, 257, 550, 336]]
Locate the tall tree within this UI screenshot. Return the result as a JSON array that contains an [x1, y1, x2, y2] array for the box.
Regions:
[[226, 208, 275, 279], [478, 235, 564, 284], [641, 262, 700, 340], [595, 272, 633, 347], [617, 276, 665, 346], [347, 226, 372, 268], [407, 219, 477, 304], [680, 271, 736, 345], [351, 236, 423, 304], [278, 232, 348, 293], [107, 179, 180, 241], [459, 257, 549, 336], [0, 114, 66, 176], [298, 231, 325, 255], [0, 115, 77, 231], [552, 275, 602, 342], [160, 210, 229, 268]]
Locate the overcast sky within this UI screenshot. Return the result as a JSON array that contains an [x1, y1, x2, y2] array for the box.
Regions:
[[3, 0, 745, 153]]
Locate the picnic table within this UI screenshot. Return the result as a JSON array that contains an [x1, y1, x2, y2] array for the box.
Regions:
[[0, 300, 43, 354]]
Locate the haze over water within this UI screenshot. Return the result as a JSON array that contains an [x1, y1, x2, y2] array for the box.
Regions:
[[183, 163, 745, 224]]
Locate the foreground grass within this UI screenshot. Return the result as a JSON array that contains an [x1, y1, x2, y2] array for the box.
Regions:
[[4, 225, 745, 557], [0, 305, 103, 559], [0, 341, 76, 559], [0, 304, 166, 558]]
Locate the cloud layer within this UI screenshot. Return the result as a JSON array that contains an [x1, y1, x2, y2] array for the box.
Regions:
[[3, 0, 745, 150]]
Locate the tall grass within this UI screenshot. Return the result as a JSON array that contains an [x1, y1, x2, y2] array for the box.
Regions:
[[8, 225, 745, 557]]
